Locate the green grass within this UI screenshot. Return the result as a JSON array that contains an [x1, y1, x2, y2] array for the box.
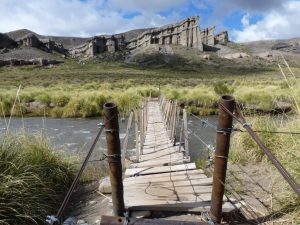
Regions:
[[0, 135, 75, 225], [229, 115, 300, 218], [0, 56, 299, 117]]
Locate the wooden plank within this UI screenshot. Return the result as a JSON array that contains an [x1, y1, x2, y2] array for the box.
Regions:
[[138, 155, 186, 163], [125, 163, 196, 177], [125, 194, 227, 207], [138, 151, 184, 161], [125, 193, 216, 204], [124, 174, 207, 184], [100, 215, 210, 225], [125, 186, 213, 196], [125, 177, 213, 188], [124, 169, 204, 180], [129, 158, 188, 168], [127, 201, 237, 212]]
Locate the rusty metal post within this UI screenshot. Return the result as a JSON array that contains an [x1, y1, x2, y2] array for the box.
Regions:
[[210, 95, 235, 223], [103, 103, 125, 216]]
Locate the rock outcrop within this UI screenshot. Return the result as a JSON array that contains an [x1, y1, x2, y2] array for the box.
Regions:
[[69, 16, 229, 58], [127, 16, 228, 52], [15, 33, 68, 54], [69, 35, 125, 58], [0, 33, 17, 49]]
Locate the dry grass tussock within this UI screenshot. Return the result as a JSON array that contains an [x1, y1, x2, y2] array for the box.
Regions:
[[229, 60, 300, 224], [0, 135, 75, 225]]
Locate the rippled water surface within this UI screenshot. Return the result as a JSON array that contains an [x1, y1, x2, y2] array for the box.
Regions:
[[0, 116, 218, 161]]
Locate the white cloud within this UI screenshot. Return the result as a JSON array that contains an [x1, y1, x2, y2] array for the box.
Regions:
[[232, 1, 300, 42], [241, 14, 250, 27], [0, 0, 184, 37]]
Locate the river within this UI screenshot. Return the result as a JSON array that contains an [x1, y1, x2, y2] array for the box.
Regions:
[[0, 116, 218, 162]]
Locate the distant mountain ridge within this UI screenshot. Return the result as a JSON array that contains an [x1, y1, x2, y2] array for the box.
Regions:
[[5, 28, 152, 48], [241, 38, 300, 54]]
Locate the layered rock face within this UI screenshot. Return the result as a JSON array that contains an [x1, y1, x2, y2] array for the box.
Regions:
[[127, 16, 204, 51], [15, 34, 67, 54], [127, 16, 228, 51], [69, 16, 229, 58], [69, 35, 126, 58]]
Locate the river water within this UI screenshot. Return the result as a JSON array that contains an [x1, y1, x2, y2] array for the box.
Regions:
[[0, 116, 218, 162]]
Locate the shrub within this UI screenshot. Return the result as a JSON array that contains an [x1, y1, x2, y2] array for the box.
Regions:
[[63, 98, 100, 118], [52, 95, 70, 107], [0, 136, 74, 225], [213, 81, 234, 96], [36, 94, 52, 106], [51, 107, 64, 117]]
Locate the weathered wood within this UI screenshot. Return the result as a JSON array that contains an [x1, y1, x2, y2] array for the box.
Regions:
[[129, 158, 188, 168], [183, 109, 189, 156], [127, 201, 237, 212], [170, 101, 177, 141], [167, 102, 174, 138], [122, 111, 133, 166], [125, 163, 196, 177], [179, 119, 184, 152], [134, 110, 140, 162], [125, 177, 213, 189], [139, 104, 144, 154], [125, 169, 204, 180], [100, 215, 209, 225], [121, 100, 238, 215], [124, 174, 207, 184]]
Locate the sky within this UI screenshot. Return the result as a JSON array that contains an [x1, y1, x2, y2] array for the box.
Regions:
[[0, 0, 300, 42]]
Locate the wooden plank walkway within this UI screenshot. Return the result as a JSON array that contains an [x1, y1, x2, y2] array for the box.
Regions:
[[123, 100, 237, 212]]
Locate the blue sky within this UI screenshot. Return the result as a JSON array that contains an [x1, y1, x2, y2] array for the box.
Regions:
[[0, 0, 300, 42]]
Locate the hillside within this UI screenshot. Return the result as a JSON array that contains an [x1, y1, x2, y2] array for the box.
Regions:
[[5, 28, 151, 48], [241, 37, 300, 54]]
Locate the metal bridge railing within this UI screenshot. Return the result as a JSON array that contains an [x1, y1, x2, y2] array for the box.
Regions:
[[168, 94, 300, 224]]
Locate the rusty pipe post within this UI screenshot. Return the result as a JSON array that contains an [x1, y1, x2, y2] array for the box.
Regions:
[[103, 103, 125, 216], [210, 95, 235, 223]]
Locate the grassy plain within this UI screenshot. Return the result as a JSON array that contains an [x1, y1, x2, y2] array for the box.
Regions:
[[0, 56, 299, 117]]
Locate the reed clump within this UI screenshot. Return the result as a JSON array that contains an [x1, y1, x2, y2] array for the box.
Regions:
[[0, 135, 75, 225]]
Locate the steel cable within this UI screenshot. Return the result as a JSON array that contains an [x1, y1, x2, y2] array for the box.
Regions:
[[220, 103, 300, 198], [47, 114, 118, 224]]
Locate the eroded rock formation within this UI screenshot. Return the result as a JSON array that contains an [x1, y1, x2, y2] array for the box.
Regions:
[[127, 16, 228, 52], [69, 35, 125, 58], [16, 34, 67, 54], [69, 16, 229, 58], [127, 16, 203, 51]]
